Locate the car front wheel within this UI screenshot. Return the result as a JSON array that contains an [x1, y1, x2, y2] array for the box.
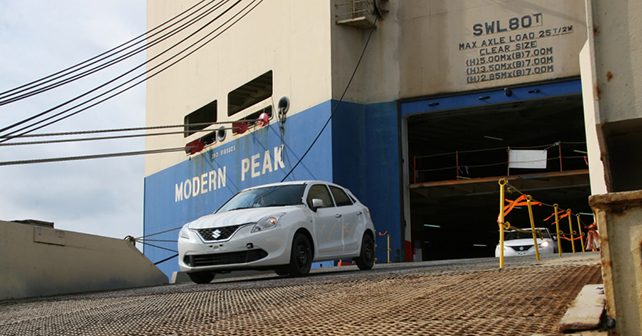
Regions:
[[288, 233, 312, 276], [188, 271, 215, 284], [354, 233, 375, 270]]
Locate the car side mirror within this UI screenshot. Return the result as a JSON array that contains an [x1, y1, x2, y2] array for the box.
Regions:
[[311, 198, 324, 211]]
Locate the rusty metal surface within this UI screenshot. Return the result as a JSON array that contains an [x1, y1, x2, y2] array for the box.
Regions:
[[0, 257, 601, 336], [590, 190, 642, 335]]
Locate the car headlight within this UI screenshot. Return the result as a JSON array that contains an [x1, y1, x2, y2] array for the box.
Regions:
[[179, 225, 191, 240], [251, 213, 285, 233], [539, 241, 550, 248]]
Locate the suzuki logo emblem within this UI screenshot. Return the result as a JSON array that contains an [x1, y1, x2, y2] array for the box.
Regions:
[[212, 229, 222, 239]]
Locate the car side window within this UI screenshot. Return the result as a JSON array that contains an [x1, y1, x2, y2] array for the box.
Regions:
[[306, 184, 335, 209], [330, 186, 353, 207]]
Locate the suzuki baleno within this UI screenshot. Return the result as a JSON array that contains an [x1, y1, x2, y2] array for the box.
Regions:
[[178, 181, 376, 283]]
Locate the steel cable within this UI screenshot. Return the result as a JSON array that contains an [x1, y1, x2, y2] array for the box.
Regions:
[[0, 0, 215, 103], [5, 0, 263, 142], [0, 0, 241, 139]]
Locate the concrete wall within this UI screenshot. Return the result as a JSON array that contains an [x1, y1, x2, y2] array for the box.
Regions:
[[586, 0, 642, 125], [330, 0, 401, 103], [590, 191, 642, 335], [579, 42, 607, 195], [397, 0, 586, 98], [0, 221, 167, 301], [146, 0, 333, 176], [585, 1, 642, 333], [330, 0, 587, 103], [584, 0, 642, 192]]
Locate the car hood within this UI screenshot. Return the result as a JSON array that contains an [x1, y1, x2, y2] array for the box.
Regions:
[[186, 206, 299, 229], [501, 238, 550, 247]]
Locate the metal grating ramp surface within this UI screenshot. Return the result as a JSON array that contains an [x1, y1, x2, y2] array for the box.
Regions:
[[0, 261, 601, 335]]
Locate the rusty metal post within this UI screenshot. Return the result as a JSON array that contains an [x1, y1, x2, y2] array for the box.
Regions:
[[576, 214, 585, 253], [590, 191, 642, 335], [554, 204, 562, 257], [498, 178, 507, 269], [386, 233, 391, 264], [526, 195, 541, 261], [567, 209, 576, 254]]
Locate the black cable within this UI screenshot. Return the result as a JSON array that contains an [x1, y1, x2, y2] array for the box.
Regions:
[[413, 141, 586, 160], [0, 0, 261, 142], [135, 226, 182, 240], [0, 0, 213, 103], [138, 241, 178, 253], [0, 0, 226, 106], [281, 18, 378, 182], [0, 127, 234, 146], [10, 0, 261, 141], [0, 118, 265, 139], [0, 0, 240, 138], [137, 239, 178, 243], [153, 253, 178, 265], [0, 147, 187, 166]]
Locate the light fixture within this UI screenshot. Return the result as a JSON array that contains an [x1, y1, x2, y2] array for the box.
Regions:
[[484, 135, 504, 141]]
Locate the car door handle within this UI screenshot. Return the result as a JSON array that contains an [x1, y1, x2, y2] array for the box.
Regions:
[[335, 214, 342, 218], [357, 211, 363, 216]]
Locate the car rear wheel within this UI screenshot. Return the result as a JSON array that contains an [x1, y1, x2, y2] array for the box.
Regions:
[[287, 233, 312, 276], [188, 271, 215, 284], [354, 233, 375, 270]]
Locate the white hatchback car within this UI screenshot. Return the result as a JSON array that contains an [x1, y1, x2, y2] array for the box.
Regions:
[[178, 181, 376, 283], [494, 227, 556, 257]]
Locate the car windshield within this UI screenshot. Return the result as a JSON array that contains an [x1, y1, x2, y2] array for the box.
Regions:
[[505, 229, 551, 240], [217, 184, 306, 213]]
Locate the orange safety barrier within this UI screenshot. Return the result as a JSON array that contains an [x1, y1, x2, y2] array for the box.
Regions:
[[559, 233, 584, 241], [499, 180, 594, 258], [544, 209, 570, 222], [501, 194, 542, 218]]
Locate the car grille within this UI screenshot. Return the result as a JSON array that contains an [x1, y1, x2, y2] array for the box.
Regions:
[[184, 249, 268, 267], [196, 225, 243, 241], [509, 245, 533, 252]]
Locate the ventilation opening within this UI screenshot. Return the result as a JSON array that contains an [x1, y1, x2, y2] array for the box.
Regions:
[[184, 100, 217, 137], [228, 71, 273, 117]]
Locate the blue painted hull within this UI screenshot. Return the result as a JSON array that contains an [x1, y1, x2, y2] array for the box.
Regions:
[[143, 100, 402, 276]]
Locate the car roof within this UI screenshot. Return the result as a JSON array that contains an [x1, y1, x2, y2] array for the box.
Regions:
[[241, 180, 339, 191]]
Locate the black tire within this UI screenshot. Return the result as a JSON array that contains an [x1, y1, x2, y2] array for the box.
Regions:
[[354, 233, 375, 270], [274, 267, 289, 276], [188, 271, 215, 284], [287, 233, 313, 276]]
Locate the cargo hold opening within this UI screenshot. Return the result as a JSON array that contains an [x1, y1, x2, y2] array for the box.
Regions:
[[407, 94, 591, 261]]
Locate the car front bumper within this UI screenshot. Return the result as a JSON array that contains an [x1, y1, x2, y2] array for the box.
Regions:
[[178, 224, 292, 272], [495, 245, 555, 257]]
